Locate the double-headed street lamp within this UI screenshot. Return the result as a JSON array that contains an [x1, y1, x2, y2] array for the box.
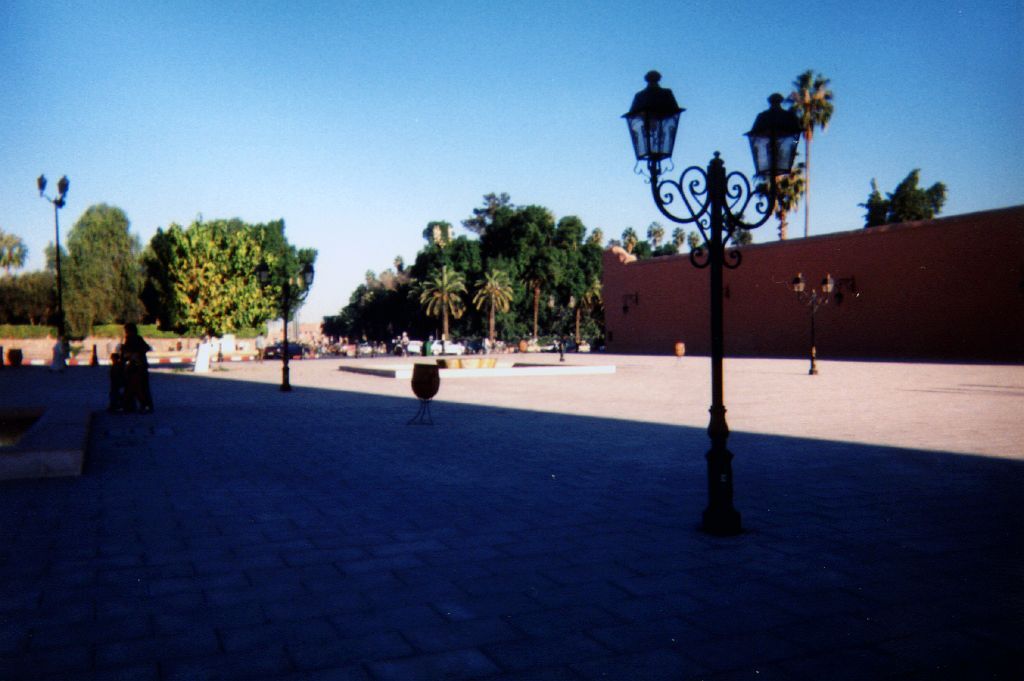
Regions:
[[790, 272, 835, 375], [37, 175, 70, 340], [256, 260, 314, 392], [624, 71, 802, 536]]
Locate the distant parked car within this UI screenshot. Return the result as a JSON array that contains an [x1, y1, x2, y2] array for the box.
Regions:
[[264, 342, 308, 360]]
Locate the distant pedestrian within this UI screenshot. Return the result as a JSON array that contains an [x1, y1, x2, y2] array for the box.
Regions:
[[121, 323, 154, 413], [108, 352, 125, 412], [49, 336, 67, 372], [255, 333, 266, 363]]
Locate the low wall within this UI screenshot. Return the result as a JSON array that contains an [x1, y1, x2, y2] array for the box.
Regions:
[[603, 206, 1024, 362], [0, 336, 256, 365]]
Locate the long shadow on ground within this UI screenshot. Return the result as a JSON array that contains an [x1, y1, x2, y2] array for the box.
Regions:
[[0, 368, 1021, 680]]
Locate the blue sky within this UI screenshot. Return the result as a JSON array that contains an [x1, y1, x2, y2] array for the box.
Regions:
[[2, 1, 1021, 321]]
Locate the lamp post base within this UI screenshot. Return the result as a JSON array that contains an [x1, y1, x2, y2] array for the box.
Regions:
[[280, 365, 292, 392], [703, 424, 742, 537], [809, 345, 819, 375], [702, 506, 742, 536]]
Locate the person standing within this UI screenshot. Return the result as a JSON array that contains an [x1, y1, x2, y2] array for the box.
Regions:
[[122, 323, 154, 413], [49, 335, 67, 372], [255, 332, 266, 363]]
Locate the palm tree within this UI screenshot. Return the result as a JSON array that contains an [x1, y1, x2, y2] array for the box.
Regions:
[[472, 268, 514, 342], [587, 228, 604, 247], [757, 163, 806, 240], [418, 265, 466, 340], [671, 227, 687, 252], [646, 222, 665, 249], [0, 230, 27, 275], [788, 70, 833, 238], [621, 227, 639, 254], [577, 276, 602, 344]]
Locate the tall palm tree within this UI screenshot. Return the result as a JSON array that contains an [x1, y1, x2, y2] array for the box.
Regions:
[[757, 163, 806, 240], [0, 230, 28, 275], [472, 268, 514, 342], [577, 276, 602, 344], [587, 228, 604, 247], [418, 265, 466, 340], [671, 227, 687, 252], [621, 227, 639, 254], [646, 222, 665, 248], [788, 70, 834, 238]]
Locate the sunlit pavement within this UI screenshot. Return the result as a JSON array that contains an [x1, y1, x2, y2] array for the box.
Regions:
[[1, 355, 1021, 680]]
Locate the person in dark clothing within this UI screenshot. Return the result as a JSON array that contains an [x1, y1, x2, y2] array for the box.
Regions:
[[108, 352, 125, 412], [121, 323, 154, 413]]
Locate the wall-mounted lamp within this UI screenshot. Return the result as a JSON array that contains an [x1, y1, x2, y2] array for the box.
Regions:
[[622, 293, 640, 315]]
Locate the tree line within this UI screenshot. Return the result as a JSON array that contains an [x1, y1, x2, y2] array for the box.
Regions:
[[0, 205, 316, 338], [325, 193, 605, 345]]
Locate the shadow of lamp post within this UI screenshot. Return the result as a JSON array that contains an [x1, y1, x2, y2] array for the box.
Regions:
[[37, 175, 69, 341], [256, 260, 314, 392], [789, 272, 835, 375], [624, 71, 802, 536]]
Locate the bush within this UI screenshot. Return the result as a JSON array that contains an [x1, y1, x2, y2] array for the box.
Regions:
[[0, 324, 57, 339]]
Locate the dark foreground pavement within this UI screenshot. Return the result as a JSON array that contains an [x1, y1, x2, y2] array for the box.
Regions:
[[1, 362, 1021, 680]]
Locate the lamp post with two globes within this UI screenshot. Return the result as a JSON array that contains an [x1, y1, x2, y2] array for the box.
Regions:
[[256, 260, 314, 392], [37, 175, 70, 341], [624, 71, 803, 535], [789, 272, 835, 376]]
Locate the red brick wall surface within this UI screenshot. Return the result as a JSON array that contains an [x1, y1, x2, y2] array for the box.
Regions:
[[603, 206, 1024, 361]]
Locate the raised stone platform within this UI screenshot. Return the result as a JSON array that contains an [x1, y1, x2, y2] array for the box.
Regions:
[[0, 405, 91, 480], [339, 361, 617, 380]]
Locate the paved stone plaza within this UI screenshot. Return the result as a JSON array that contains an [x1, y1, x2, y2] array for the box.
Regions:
[[1, 355, 1021, 680]]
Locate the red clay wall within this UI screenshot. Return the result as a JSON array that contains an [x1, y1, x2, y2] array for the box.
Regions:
[[603, 206, 1024, 361]]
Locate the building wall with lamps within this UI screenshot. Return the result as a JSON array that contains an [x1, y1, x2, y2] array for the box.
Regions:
[[603, 206, 1024, 362]]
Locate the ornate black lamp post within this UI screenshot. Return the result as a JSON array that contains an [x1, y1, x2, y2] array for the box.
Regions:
[[256, 260, 314, 392], [624, 71, 802, 536], [37, 175, 70, 340], [789, 272, 835, 375]]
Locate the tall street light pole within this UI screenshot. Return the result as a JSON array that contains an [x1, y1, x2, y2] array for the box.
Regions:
[[37, 175, 69, 341], [624, 71, 802, 536], [257, 260, 314, 392], [789, 272, 835, 375]]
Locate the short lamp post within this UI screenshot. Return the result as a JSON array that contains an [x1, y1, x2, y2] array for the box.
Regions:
[[256, 260, 314, 392], [624, 71, 802, 536], [790, 272, 835, 375], [37, 175, 70, 341]]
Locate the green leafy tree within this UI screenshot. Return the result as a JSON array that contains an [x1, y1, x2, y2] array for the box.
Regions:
[[143, 218, 315, 336], [861, 179, 890, 228], [418, 265, 466, 340], [0, 229, 28, 275], [462, 192, 513, 236], [422, 220, 453, 247], [861, 170, 947, 227], [473, 268, 514, 342], [0, 271, 55, 324], [63, 204, 143, 337], [788, 70, 834, 238]]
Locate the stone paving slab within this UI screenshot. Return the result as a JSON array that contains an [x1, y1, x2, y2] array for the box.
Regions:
[[0, 357, 1021, 680]]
